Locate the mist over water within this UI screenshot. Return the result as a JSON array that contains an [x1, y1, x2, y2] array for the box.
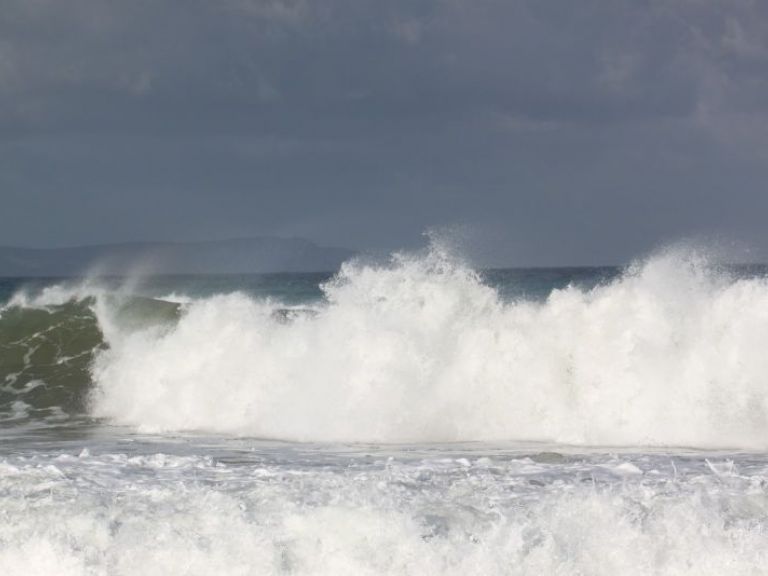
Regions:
[[4, 243, 768, 575]]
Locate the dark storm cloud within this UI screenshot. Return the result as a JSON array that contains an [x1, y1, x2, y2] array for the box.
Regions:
[[1, 0, 768, 264]]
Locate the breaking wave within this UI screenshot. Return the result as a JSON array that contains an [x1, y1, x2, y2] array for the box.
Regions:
[[5, 246, 768, 447]]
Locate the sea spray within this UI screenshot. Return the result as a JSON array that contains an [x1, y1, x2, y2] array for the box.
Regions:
[[89, 246, 768, 447]]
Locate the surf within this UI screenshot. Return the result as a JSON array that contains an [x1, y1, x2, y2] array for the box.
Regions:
[[4, 245, 768, 448], [91, 246, 768, 447]]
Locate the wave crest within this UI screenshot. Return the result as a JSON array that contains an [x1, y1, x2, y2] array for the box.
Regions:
[[87, 248, 768, 447]]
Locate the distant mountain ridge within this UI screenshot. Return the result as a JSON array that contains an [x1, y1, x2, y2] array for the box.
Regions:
[[0, 237, 356, 276]]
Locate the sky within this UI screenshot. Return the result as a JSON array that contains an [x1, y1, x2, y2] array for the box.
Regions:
[[1, 0, 767, 265]]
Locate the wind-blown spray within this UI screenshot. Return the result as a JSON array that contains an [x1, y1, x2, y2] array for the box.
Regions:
[[88, 246, 768, 448]]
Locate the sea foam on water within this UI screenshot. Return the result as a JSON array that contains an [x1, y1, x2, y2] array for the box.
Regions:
[[2, 448, 768, 576]]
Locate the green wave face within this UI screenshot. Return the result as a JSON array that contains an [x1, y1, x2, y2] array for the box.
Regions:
[[0, 296, 180, 424], [0, 299, 102, 422]]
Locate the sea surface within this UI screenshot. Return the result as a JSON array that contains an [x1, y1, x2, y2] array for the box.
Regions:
[[3, 246, 768, 575]]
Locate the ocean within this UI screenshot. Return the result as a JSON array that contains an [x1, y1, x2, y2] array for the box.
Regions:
[[3, 245, 768, 575]]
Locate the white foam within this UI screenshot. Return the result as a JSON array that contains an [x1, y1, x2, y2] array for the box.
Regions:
[[90, 246, 768, 447], [2, 450, 768, 576], [3, 280, 104, 309], [156, 292, 195, 305]]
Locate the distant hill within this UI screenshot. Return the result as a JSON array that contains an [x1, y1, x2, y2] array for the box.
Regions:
[[0, 238, 356, 277]]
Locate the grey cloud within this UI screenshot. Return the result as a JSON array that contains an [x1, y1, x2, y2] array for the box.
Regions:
[[1, 0, 763, 132], [1, 0, 767, 264]]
